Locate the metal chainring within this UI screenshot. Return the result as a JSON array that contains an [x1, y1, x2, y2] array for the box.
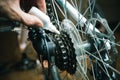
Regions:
[[47, 31, 77, 74]]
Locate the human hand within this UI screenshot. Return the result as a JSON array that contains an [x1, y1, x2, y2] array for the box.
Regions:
[[0, 0, 46, 27]]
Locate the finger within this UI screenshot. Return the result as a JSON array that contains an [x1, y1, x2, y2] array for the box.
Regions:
[[19, 0, 43, 27], [19, 11, 43, 27], [36, 0, 46, 13], [20, 0, 36, 12], [0, 0, 43, 27], [11, 4, 43, 27]]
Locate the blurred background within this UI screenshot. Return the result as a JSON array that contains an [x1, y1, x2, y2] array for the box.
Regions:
[[0, 0, 120, 80]]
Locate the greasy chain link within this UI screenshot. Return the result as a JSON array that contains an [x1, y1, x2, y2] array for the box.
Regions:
[[46, 0, 58, 27], [47, 32, 77, 74], [46, 0, 77, 74]]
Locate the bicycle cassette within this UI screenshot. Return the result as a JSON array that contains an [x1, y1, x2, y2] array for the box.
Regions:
[[28, 19, 87, 74]]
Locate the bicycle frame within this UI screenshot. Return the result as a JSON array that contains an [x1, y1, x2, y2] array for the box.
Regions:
[[57, 0, 100, 34]]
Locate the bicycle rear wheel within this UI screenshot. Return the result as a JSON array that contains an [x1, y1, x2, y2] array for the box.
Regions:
[[45, 0, 120, 80]]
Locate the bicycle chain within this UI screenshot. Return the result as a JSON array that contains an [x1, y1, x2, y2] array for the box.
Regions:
[[45, 0, 77, 74], [46, 0, 58, 27], [47, 32, 76, 74], [61, 32, 77, 74]]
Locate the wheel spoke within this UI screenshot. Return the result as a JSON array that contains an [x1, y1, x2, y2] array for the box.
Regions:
[[45, 0, 120, 80]]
